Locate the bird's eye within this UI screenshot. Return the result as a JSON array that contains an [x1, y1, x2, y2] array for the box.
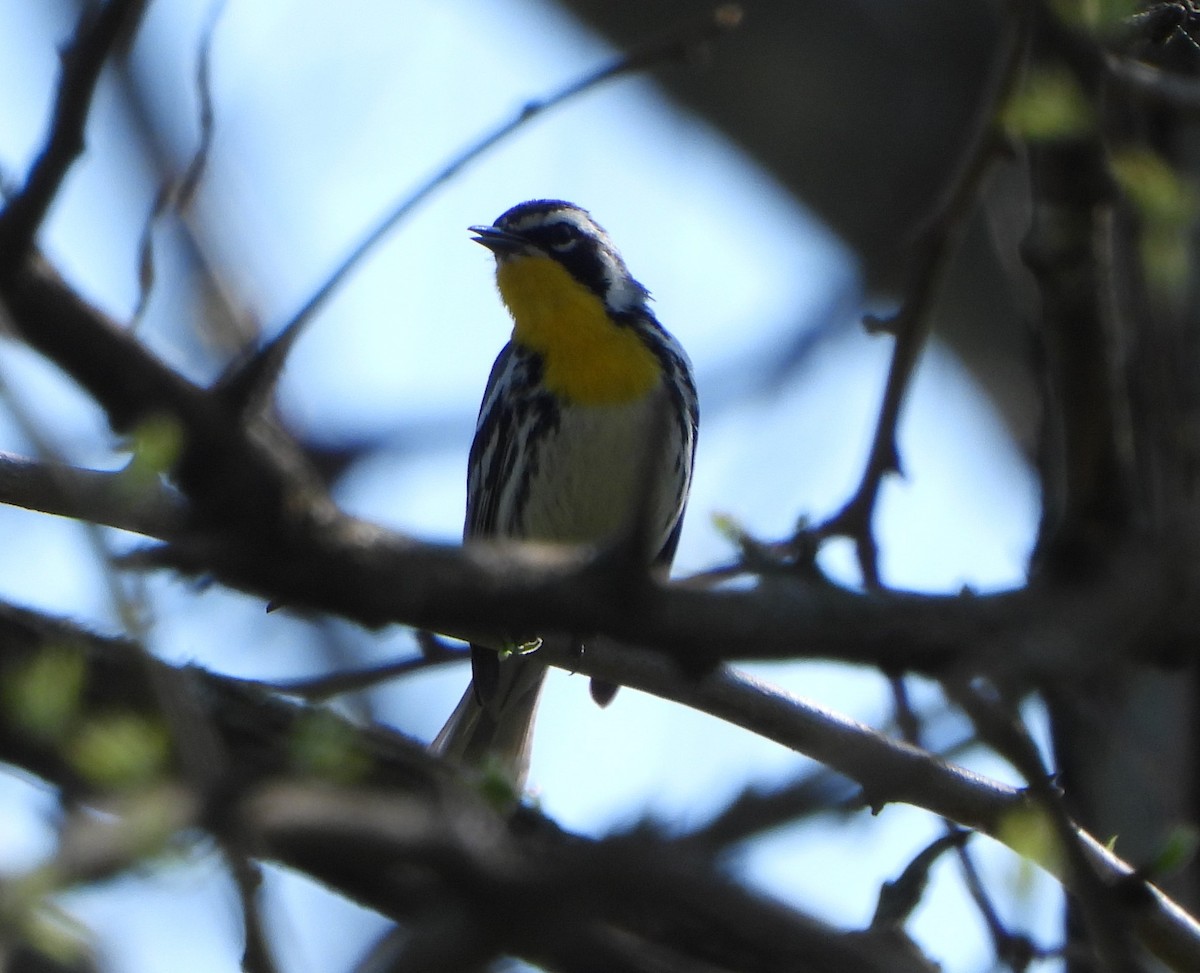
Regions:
[[545, 222, 577, 251]]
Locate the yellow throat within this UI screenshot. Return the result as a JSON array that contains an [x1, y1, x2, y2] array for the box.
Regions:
[[495, 255, 661, 405]]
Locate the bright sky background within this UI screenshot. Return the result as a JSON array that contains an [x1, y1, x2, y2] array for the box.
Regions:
[[0, 1, 1053, 971]]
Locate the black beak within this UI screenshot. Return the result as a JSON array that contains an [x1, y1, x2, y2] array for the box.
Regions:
[[469, 224, 526, 255]]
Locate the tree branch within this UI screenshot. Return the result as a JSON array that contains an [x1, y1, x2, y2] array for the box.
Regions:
[[1, 600, 1197, 970], [3, 443, 1197, 690], [0, 601, 930, 973], [217, 3, 744, 411], [808, 0, 1031, 587], [0, 0, 150, 265], [0, 258, 326, 532], [0, 450, 188, 538]]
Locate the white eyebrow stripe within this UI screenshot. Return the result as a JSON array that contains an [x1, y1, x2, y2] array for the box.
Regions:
[[496, 204, 649, 313]]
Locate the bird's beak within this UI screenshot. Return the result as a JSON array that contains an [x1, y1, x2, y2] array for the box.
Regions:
[[469, 224, 525, 255]]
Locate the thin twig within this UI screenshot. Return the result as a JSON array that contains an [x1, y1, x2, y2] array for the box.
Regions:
[[954, 835, 1053, 971], [888, 672, 1050, 970], [806, 0, 1031, 588], [871, 829, 969, 929], [216, 4, 743, 411], [263, 643, 466, 702], [225, 852, 282, 973], [679, 769, 857, 852], [177, 0, 226, 211], [0, 0, 150, 266], [132, 0, 227, 326], [950, 682, 1147, 973]]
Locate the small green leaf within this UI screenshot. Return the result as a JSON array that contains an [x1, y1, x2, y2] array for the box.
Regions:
[[1002, 68, 1094, 141], [5, 645, 86, 741], [710, 512, 746, 544], [1148, 825, 1200, 877], [122, 414, 184, 486], [68, 714, 169, 789], [999, 804, 1062, 875], [1111, 149, 1198, 227], [1111, 148, 1199, 301], [290, 710, 371, 783], [1050, 0, 1139, 30]]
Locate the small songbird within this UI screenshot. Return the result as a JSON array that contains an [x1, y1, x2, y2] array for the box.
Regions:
[[433, 200, 699, 786]]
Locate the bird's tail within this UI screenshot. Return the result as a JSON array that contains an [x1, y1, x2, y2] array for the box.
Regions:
[[431, 659, 547, 788]]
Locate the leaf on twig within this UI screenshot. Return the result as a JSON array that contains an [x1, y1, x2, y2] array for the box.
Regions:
[[1002, 67, 1094, 141]]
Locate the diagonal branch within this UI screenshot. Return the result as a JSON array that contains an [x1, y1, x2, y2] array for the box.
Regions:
[[952, 683, 1146, 973], [0, 258, 325, 533], [218, 4, 744, 410]]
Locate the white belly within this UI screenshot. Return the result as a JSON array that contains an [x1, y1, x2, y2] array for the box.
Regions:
[[515, 392, 684, 557]]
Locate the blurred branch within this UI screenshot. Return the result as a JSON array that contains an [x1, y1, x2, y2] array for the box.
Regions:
[[0, 0, 150, 265], [264, 639, 466, 703], [0, 601, 931, 973], [244, 783, 935, 973], [132, 0, 227, 326], [1, 599, 1197, 970], [217, 4, 744, 411], [0, 258, 328, 532], [1106, 53, 1200, 112], [30, 787, 199, 889], [0, 450, 188, 539]]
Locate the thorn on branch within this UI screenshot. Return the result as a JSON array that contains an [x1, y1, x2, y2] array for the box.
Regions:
[[863, 311, 900, 336]]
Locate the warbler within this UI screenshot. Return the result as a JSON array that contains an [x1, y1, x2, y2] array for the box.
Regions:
[[433, 199, 699, 785]]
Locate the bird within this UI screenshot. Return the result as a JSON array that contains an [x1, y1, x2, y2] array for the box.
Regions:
[[432, 199, 699, 788]]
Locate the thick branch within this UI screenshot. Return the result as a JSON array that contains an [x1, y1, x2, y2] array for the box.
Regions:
[[0, 258, 325, 532], [0, 602, 928, 973], [166, 513, 1200, 686], [2, 442, 1195, 685], [0, 451, 188, 538], [243, 783, 935, 973], [1, 601, 1197, 970]]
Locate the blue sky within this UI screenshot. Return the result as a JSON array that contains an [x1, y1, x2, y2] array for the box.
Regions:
[[0, 1, 1052, 970]]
